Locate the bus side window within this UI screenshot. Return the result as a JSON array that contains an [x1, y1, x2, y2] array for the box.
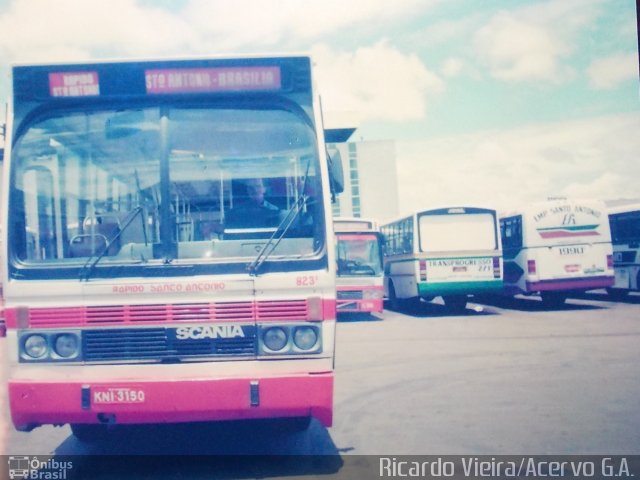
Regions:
[[501, 216, 522, 250]]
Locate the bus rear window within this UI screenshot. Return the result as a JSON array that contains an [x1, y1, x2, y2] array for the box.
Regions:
[[419, 213, 496, 252], [610, 212, 640, 244]]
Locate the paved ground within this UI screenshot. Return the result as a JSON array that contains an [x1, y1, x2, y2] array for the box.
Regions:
[[2, 292, 639, 477]]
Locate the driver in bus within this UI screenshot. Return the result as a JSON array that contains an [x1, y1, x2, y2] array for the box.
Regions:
[[225, 178, 280, 228], [338, 239, 372, 274]]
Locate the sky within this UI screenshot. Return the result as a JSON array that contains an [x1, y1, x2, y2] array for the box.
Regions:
[[0, 0, 637, 215]]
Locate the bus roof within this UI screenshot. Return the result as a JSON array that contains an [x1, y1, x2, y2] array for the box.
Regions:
[[10, 52, 312, 69], [11, 55, 313, 121], [334, 217, 379, 232], [382, 205, 497, 227], [606, 199, 640, 215], [500, 198, 607, 219]]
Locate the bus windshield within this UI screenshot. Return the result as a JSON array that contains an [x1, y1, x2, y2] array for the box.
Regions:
[[419, 212, 497, 252], [10, 105, 323, 272], [336, 234, 382, 276]]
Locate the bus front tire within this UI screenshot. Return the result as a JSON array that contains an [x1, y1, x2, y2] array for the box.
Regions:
[[70, 423, 110, 442], [388, 282, 401, 311]]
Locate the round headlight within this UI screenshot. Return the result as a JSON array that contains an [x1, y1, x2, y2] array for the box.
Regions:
[[54, 334, 79, 358], [293, 326, 318, 350], [263, 327, 288, 351], [24, 334, 48, 359]]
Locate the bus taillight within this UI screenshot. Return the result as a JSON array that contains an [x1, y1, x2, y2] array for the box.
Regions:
[[607, 254, 614, 269], [419, 260, 427, 281], [493, 256, 501, 278], [527, 260, 537, 274]]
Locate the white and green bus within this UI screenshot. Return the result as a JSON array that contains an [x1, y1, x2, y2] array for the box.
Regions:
[[381, 206, 503, 311]]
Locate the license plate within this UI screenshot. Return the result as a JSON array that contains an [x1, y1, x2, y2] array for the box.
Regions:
[[93, 387, 146, 404], [361, 301, 375, 310]]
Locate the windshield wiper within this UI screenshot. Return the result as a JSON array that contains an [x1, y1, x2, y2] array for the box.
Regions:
[[79, 206, 148, 281], [247, 194, 308, 276], [248, 156, 313, 276]]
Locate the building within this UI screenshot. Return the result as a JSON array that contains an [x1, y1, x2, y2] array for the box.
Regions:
[[328, 139, 399, 224]]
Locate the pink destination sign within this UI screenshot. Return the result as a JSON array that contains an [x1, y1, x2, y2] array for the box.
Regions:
[[49, 72, 99, 97], [145, 66, 281, 94]]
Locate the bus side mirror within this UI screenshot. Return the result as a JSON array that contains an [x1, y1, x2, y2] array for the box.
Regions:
[[327, 148, 344, 196]]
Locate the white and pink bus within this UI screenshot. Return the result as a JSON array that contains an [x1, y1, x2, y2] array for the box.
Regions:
[[334, 218, 384, 313], [500, 199, 614, 305], [2, 55, 343, 440]]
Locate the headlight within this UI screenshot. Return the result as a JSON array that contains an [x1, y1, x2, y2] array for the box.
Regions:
[[53, 333, 79, 358], [263, 327, 288, 351], [293, 326, 318, 350], [363, 289, 383, 299], [24, 334, 48, 359]]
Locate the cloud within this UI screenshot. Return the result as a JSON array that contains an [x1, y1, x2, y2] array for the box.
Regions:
[[166, 0, 429, 52], [414, 14, 486, 48], [473, 0, 602, 83], [0, 0, 440, 127], [395, 112, 640, 214], [313, 42, 444, 123], [0, 0, 431, 63], [562, 172, 634, 199], [0, 0, 195, 62], [441, 57, 464, 78], [588, 54, 638, 90], [474, 12, 568, 82]]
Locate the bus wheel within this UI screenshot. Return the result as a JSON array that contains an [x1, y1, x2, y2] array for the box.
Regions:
[[540, 292, 567, 307], [70, 424, 109, 442], [443, 295, 467, 312], [388, 282, 401, 311], [401, 296, 422, 311], [606, 288, 629, 300]]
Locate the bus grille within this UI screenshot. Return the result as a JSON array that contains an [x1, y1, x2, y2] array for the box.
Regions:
[[256, 300, 308, 320], [26, 299, 309, 327], [82, 328, 256, 362], [85, 302, 255, 324]]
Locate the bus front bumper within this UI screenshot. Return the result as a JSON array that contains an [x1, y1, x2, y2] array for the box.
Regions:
[[9, 373, 333, 431]]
